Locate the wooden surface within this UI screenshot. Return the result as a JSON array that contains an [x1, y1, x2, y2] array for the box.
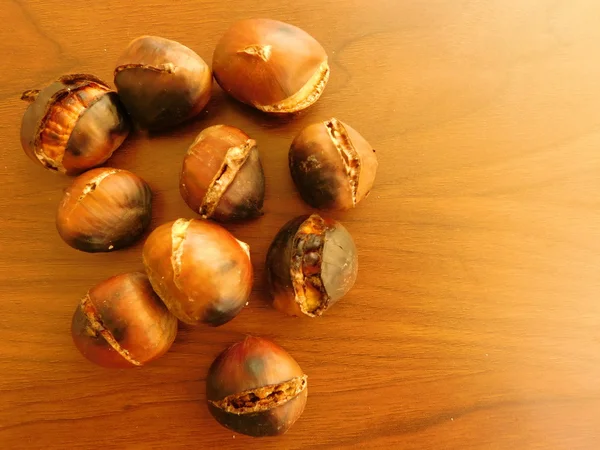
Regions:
[[1, 1, 600, 448]]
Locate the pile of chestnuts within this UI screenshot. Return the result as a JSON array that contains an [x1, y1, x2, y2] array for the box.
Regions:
[[20, 18, 378, 438]]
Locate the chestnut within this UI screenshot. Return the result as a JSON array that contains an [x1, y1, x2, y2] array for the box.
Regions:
[[71, 272, 178, 368], [206, 336, 308, 437], [213, 18, 329, 113], [114, 35, 212, 130], [20, 74, 130, 175], [180, 125, 265, 222], [266, 214, 357, 317], [142, 218, 253, 326], [289, 118, 378, 210], [56, 167, 152, 253]]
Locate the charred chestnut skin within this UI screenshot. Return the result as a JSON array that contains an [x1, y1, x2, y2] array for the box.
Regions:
[[266, 214, 358, 317], [114, 35, 212, 130], [20, 74, 130, 175], [56, 168, 152, 253], [289, 118, 378, 210], [213, 18, 329, 113], [142, 218, 253, 326], [180, 125, 265, 222], [71, 272, 178, 368], [206, 336, 308, 437]]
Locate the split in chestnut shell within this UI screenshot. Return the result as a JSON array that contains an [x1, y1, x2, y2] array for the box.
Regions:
[[266, 214, 358, 317], [56, 167, 152, 253], [206, 336, 308, 437], [180, 125, 265, 222], [289, 118, 378, 210], [20, 74, 130, 175]]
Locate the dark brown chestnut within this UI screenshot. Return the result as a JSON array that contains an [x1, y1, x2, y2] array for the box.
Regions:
[[142, 218, 253, 326], [114, 35, 212, 130], [206, 336, 308, 437], [20, 74, 130, 175], [213, 18, 329, 113], [56, 167, 152, 253], [71, 272, 178, 368], [266, 214, 357, 317], [180, 125, 265, 222], [289, 118, 378, 210]]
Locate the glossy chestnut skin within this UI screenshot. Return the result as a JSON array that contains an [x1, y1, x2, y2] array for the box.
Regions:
[[213, 18, 329, 113], [20, 74, 130, 175], [142, 218, 253, 326], [206, 336, 308, 437], [56, 168, 152, 253], [114, 35, 212, 130], [289, 118, 378, 210], [71, 272, 178, 368], [180, 125, 265, 222], [266, 214, 358, 317]]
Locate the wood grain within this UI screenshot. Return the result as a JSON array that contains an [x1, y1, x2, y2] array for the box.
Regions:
[[1, 0, 600, 448]]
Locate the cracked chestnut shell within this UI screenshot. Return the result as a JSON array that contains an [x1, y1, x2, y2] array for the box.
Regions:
[[266, 214, 358, 317], [206, 336, 308, 437], [213, 18, 329, 113], [289, 118, 378, 210], [71, 272, 178, 368], [180, 125, 265, 222], [142, 218, 253, 326], [20, 74, 130, 175], [56, 167, 152, 253], [114, 35, 212, 130]]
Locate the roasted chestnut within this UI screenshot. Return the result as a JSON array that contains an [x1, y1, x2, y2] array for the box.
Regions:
[[114, 35, 212, 130], [213, 18, 329, 113], [266, 214, 357, 317], [71, 272, 178, 368], [142, 218, 253, 326], [289, 118, 378, 210], [56, 167, 152, 253], [180, 125, 265, 222], [20, 74, 130, 175], [206, 336, 308, 437]]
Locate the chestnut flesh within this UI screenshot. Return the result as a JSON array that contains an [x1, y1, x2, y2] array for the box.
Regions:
[[266, 214, 358, 317], [114, 35, 212, 130], [180, 125, 265, 222], [71, 272, 178, 368], [206, 336, 308, 437], [142, 218, 253, 326], [20, 74, 130, 175], [289, 118, 378, 210], [56, 167, 152, 253], [213, 18, 329, 113]]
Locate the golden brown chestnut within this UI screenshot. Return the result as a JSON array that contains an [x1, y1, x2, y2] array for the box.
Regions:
[[142, 218, 253, 326], [71, 272, 178, 368], [289, 118, 378, 210], [213, 18, 329, 113], [20, 74, 130, 175], [206, 336, 307, 437], [180, 125, 265, 222], [114, 35, 212, 130], [266, 214, 357, 317], [56, 167, 152, 253]]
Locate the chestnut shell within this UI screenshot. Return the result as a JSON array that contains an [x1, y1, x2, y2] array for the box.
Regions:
[[142, 218, 253, 326], [114, 35, 212, 130], [289, 118, 378, 210], [56, 167, 152, 253], [266, 214, 358, 317], [213, 18, 329, 113], [206, 336, 308, 437], [20, 74, 130, 175], [180, 125, 265, 222], [71, 272, 178, 368]]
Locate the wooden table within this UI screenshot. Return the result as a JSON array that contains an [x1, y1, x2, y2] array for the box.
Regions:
[[1, 1, 599, 448]]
